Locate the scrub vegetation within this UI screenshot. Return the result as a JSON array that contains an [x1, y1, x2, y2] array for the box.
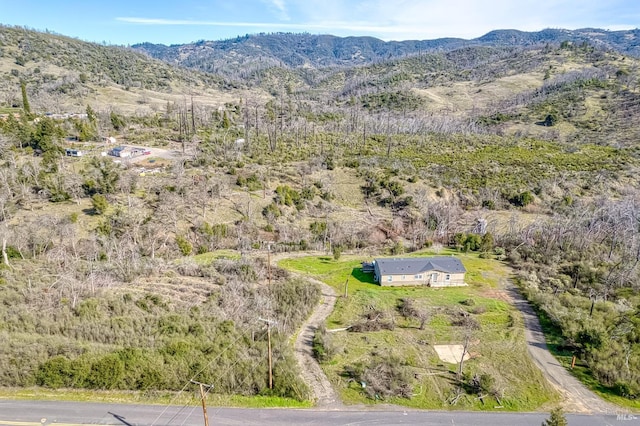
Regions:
[[0, 24, 639, 409]]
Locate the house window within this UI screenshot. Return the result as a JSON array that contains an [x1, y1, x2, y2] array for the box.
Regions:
[[445, 274, 451, 281], [414, 274, 422, 279], [387, 276, 393, 282], [431, 273, 438, 281], [402, 275, 406, 280]]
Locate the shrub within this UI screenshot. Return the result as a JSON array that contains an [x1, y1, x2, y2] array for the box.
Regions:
[[87, 354, 125, 389], [542, 407, 568, 426], [274, 185, 303, 209], [91, 194, 109, 215], [36, 356, 76, 388], [175, 235, 193, 256], [391, 241, 405, 255], [312, 325, 337, 362], [509, 191, 534, 207], [466, 372, 496, 396], [332, 245, 342, 260], [350, 309, 395, 332], [262, 201, 282, 219], [482, 199, 495, 209], [361, 356, 413, 400], [613, 380, 639, 399]]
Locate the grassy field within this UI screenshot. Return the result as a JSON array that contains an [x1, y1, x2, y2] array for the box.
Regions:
[[0, 387, 312, 408], [279, 250, 560, 410]]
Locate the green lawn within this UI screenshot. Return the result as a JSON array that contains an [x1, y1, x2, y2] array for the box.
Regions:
[[279, 250, 559, 410], [192, 250, 242, 264]]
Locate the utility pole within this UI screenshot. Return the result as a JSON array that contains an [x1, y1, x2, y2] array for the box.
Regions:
[[190, 380, 213, 426], [258, 318, 277, 389]]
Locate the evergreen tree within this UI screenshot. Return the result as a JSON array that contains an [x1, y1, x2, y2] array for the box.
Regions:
[[33, 117, 64, 152], [86, 105, 97, 124], [222, 110, 231, 129], [91, 194, 109, 215], [20, 80, 31, 116]]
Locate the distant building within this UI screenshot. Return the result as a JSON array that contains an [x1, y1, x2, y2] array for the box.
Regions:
[[364, 257, 467, 287], [108, 146, 130, 158], [108, 145, 149, 158], [65, 148, 83, 157]]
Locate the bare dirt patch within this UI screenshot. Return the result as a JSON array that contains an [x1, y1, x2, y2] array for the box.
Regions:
[[433, 345, 471, 364]]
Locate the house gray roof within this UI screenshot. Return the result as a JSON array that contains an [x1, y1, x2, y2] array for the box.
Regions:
[[375, 256, 466, 275]]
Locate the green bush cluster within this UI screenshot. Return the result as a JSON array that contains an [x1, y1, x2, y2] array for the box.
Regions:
[[274, 185, 304, 209]]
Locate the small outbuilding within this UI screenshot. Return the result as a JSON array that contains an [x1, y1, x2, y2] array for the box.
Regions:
[[65, 148, 83, 157], [366, 257, 467, 287]]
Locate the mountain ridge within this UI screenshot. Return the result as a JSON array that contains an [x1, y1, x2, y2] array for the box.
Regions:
[[131, 28, 640, 75]]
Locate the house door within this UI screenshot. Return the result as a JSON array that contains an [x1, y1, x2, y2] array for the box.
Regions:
[[431, 273, 438, 283]]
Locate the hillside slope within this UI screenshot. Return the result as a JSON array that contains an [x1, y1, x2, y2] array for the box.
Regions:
[[0, 25, 248, 114], [132, 28, 640, 77]]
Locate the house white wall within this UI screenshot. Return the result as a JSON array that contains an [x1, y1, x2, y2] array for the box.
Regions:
[[379, 271, 465, 287]]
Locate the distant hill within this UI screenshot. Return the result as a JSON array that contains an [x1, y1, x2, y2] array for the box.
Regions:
[[1, 25, 639, 147], [132, 28, 640, 77], [0, 25, 237, 114]]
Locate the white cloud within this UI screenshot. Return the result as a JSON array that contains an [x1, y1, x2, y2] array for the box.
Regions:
[[262, 0, 290, 20], [282, 0, 638, 39], [117, 0, 638, 41]]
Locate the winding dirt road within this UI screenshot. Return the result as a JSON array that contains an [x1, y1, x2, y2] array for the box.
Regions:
[[293, 275, 343, 407], [504, 283, 622, 415]]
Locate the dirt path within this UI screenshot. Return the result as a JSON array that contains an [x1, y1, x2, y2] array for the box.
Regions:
[[292, 274, 343, 408], [503, 283, 621, 415]]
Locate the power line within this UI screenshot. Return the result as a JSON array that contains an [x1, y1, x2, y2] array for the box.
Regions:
[[150, 320, 259, 426]]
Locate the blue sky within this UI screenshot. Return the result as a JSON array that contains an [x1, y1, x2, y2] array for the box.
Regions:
[[1, 0, 638, 45]]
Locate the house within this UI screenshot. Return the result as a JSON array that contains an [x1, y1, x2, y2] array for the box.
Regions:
[[65, 149, 83, 157], [366, 256, 467, 287], [108, 146, 131, 158]]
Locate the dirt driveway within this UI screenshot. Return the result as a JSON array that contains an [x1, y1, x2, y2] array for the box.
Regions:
[[502, 283, 622, 415], [292, 274, 343, 408]]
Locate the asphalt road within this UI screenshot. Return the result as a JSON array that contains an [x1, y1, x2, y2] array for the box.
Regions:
[[0, 400, 637, 426]]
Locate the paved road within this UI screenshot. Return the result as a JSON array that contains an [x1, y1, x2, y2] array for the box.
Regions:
[[0, 400, 636, 426], [504, 284, 621, 414]]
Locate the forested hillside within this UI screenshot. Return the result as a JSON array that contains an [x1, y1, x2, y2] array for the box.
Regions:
[[0, 25, 639, 407], [132, 28, 640, 77]]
